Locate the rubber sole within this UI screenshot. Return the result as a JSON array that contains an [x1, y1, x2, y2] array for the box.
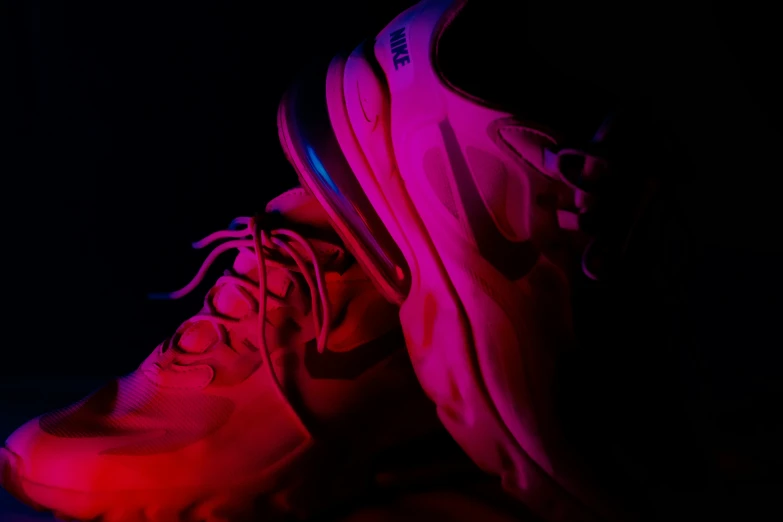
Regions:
[[0, 367, 444, 521], [1, 428, 496, 522], [1, 431, 402, 522]]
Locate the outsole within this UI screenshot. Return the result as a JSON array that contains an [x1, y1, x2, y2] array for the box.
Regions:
[[0, 428, 422, 522], [1, 430, 496, 522], [0, 359, 446, 522], [1, 442, 363, 522]]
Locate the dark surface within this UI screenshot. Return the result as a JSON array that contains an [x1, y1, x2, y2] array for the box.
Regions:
[[3, 0, 782, 520]]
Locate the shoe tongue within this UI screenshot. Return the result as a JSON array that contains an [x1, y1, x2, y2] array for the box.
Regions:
[[264, 187, 334, 231]]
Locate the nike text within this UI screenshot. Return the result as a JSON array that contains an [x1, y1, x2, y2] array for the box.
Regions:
[[390, 28, 410, 70]]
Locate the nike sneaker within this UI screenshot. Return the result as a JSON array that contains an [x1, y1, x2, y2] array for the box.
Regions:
[[277, 1, 641, 520], [0, 188, 440, 522]]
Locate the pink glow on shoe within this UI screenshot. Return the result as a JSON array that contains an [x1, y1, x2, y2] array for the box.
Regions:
[[279, 1, 634, 520], [1, 189, 439, 521]]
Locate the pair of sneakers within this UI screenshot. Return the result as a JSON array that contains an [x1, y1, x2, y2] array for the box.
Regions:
[[2, 1, 642, 520]]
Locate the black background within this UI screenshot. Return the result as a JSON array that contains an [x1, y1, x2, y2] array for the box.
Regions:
[[3, 0, 415, 378]]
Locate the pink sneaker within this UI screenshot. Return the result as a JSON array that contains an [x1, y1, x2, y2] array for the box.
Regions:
[[0, 188, 440, 521], [278, 1, 631, 520]]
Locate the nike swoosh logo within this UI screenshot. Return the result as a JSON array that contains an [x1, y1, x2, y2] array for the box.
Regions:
[[439, 120, 538, 280], [356, 80, 379, 129], [304, 327, 404, 380]]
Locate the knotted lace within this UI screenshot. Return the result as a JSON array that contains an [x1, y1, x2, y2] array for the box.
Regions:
[[149, 215, 331, 405]]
